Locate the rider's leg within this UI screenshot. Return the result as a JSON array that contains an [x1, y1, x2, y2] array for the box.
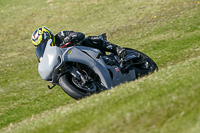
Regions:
[[82, 36, 126, 58]]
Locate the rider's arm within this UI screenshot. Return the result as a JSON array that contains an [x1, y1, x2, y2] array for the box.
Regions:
[[58, 31, 85, 44]]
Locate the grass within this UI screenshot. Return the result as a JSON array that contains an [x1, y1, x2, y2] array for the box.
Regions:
[[1, 56, 200, 133], [0, 0, 200, 132]]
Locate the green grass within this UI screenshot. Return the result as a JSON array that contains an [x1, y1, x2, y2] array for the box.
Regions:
[[2, 56, 200, 133], [0, 0, 200, 132]]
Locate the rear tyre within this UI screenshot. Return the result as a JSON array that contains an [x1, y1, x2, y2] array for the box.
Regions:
[[124, 48, 158, 78]]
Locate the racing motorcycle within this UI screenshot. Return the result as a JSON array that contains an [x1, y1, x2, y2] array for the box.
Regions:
[[35, 33, 158, 99]]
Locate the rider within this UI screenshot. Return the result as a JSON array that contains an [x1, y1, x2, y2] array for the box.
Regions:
[[31, 26, 126, 58]]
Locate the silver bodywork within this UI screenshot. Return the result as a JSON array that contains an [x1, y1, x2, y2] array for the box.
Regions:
[[37, 39, 136, 89]]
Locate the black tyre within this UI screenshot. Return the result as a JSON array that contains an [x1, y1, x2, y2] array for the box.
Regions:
[[124, 48, 158, 78], [59, 63, 101, 99]]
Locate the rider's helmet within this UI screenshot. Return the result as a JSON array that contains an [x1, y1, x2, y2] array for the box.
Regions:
[[31, 26, 55, 47]]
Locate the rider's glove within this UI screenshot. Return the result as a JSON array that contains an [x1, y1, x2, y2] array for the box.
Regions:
[[64, 34, 78, 43], [63, 36, 71, 43]]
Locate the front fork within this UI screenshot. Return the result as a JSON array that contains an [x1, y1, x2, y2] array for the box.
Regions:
[[68, 67, 92, 86]]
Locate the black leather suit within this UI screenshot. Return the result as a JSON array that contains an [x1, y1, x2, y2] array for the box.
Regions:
[[54, 31, 124, 56]]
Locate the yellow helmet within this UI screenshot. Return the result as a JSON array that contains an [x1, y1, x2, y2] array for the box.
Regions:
[[31, 26, 55, 47]]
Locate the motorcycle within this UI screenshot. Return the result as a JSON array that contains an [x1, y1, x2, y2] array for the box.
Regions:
[[35, 33, 158, 99]]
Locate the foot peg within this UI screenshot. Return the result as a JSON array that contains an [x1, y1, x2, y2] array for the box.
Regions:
[[48, 85, 56, 89]]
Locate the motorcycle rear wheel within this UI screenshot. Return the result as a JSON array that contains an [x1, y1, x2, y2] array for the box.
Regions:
[[124, 48, 158, 78]]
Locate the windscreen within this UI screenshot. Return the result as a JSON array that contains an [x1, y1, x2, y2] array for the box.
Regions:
[[35, 42, 47, 62]]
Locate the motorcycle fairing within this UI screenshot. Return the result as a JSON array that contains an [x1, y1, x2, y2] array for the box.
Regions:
[[37, 39, 62, 81], [37, 39, 135, 90], [106, 65, 136, 87], [60, 46, 112, 89]]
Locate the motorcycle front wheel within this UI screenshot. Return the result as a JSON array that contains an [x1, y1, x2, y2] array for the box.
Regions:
[[59, 63, 102, 99]]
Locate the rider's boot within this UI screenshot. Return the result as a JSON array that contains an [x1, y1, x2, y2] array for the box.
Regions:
[[116, 46, 127, 58], [109, 43, 141, 61], [103, 42, 126, 57], [103, 42, 130, 68]]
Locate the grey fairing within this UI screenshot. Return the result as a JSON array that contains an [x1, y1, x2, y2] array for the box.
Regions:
[[61, 46, 112, 89], [38, 39, 62, 81]]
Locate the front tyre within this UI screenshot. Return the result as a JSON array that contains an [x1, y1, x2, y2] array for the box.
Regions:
[[59, 73, 89, 99], [59, 63, 101, 99]]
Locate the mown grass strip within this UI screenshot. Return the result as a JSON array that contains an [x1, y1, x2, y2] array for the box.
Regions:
[[1, 56, 200, 133]]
